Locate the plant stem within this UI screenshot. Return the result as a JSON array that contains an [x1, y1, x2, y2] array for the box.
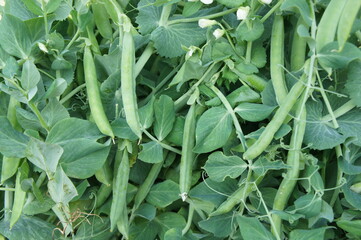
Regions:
[[159, 4, 173, 26], [39, 69, 56, 80], [168, 8, 238, 25], [210, 85, 247, 150], [246, 41, 253, 63], [317, 74, 339, 128], [260, 0, 285, 23], [63, 29, 80, 53], [321, 100, 356, 122], [60, 83, 86, 104], [28, 101, 50, 131], [135, 42, 154, 78], [182, 203, 194, 235], [143, 129, 182, 155]]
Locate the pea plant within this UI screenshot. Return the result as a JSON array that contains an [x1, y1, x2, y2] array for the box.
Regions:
[[0, 0, 360, 239]]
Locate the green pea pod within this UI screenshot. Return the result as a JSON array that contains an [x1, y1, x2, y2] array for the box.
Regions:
[[110, 147, 130, 232], [179, 104, 197, 201], [10, 161, 29, 229], [83, 45, 114, 138], [101, 0, 123, 25], [96, 183, 112, 208], [316, 0, 347, 53], [121, 22, 142, 138], [86, 25, 101, 55], [95, 161, 113, 186], [291, 18, 308, 72], [92, 2, 113, 40], [270, 14, 287, 104], [337, 0, 361, 51]]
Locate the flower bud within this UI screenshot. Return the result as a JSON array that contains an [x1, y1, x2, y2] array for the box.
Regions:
[[201, 0, 213, 4], [261, 0, 272, 4], [213, 28, 225, 39], [237, 6, 250, 20], [38, 42, 49, 53], [198, 19, 217, 28]]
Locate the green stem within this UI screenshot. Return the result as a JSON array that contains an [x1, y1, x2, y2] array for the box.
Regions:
[[4, 184, 13, 221], [143, 129, 182, 155], [28, 102, 50, 131], [135, 43, 154, 78], [317, 74, 339, 128], [210, 85, 247, 150], [39, 69, 56, 80], [59, 83, 86, 104], [0, 188, 15, 191], [330, 145, 343, 207], [321, 100, 356, 122], [42, 0, 49, 37], [63, 30, 80, 53], [182, 203, 194, 235], [159, 4, 173, 26], [260, 0, 285, 23], [246, 41, 253, 63], [168, 8, 238, 25]]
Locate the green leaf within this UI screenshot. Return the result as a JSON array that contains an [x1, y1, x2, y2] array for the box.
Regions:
[[0, 14, 32, 59], [182, 1, 202, 17], [342, 175, 361, 210], [20, 0, 42, 16], [41, 98, 69, 128], [46, 118, 103, 144], [139, 96, 155, 129], [318, 42, 361, 70], [203, 151, 247, 182], [44, 0, 62, 14], [138, 141, 163, 164], [237, 216, 275, 240], [235, 103, 276, 122], [155, 212, 186, 239], [339, 144, 361, 175], [236, 18, 264, 42], [16, 108, 43, 132], [308, 200, 334, 227], [338, 109, 361, 146], [252, 157, 290, 175], [151, 23, 206, 58], [289, 227, 327, 240], [304, 101, 346, 150], [60, 140, 111, 179], [23, 198, 55, 215], [0, 116, 29, 158], [25, 137, 63, 173], [166, 116, 185, 146], [154, 95, 176, 141], [193, 107, 233, 153], [199, 212, 234, 238], [136, 0, 162, 35], [251, 43, 267, 68], [21, 59, 41, 91], [43, 78, 67, 99], [337, 220, 361, 237], [75, 217, 113, 240], [164, 228, 182, 240], [134, 203, 157, 221], [345, 60, 361, 107], [111, 118, 138, 141], [294, 193, 322, 218], [47, 166, 78, 204], [0, 215, 58, 240], [146, 180, 179, 208], [281, 0, 312, 26], [129, 219, 159, 240]]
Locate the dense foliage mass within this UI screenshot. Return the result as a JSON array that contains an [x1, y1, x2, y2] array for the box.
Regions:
[[0, 0, 360, 239]]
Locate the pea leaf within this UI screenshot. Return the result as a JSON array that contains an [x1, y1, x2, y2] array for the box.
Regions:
[[294, 193, 322, 218], [154, 95, 176, 141], [345, 60, 361, 107], [318, 42, 361, 70], [236, 18, 264, 42], [0, 14, 32, 59], [166, 116, 185, 146], [303, 101, 346, 150], [281, 0, 312, 26], [134, 203, 157, 221], [75, 217, 113, 240], [342, 175, 361, 211], [146, 180, 179, 208], [193, 107, 233, 153], [25, 137, 63, 173], [237, 216, 276, 240], [155, 213, 186, 239], [252, 158, 290, 175], [151, 23, 206, 58], [199, 212, 234, 238], [111, 118, 138, 141], [339, 144, 361, 175], [235, 103, 276, 122], [47, 166, 78, 204], [21, 59, 41, 92], [41, 98, 69, 128], [338, 109, 361, 146], [203, 151, 247, 182], [138, 141, 163, 164], [129, 219, 159, 240], [136, 0, 162, 35], [139, 96, 155, 129], [289, 227, 327, 240], [337, 220, 361, 237], [0, 116, 29, 158]]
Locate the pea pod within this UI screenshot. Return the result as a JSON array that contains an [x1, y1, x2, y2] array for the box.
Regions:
[[92, 1, 113, 40], [337, 0, 361, 51], [110, 147, 130, 232], [316, 0, 347, 52], [83, 45, 114, 138], [291, 18, 308, 71], [121, 21, 142, 138], [270, 14, 287, 104], [179, 104, 197, 201]]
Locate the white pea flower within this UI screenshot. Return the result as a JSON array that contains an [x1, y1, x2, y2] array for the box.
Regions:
[[198, 19, 217, 28], [237, 6, 250, 20], [201, 0, 213, 4], [213, 28, 225, 39], [260, 0, 272, 4], [38, 42, 48, 53], [0, 0, 5, 7]]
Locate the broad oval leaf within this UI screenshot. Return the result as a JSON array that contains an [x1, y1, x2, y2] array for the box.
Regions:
[[21, 59, 41, 91], [193, 107, 233, 153], [235, 103, 276, 122], [199, 212, 234, 238], [203, 151, 247, 182], [154, 95, 176, 141], [138, 141, 163, 164], [146, 180, 179, 208], [237, 216, 276, 240]]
